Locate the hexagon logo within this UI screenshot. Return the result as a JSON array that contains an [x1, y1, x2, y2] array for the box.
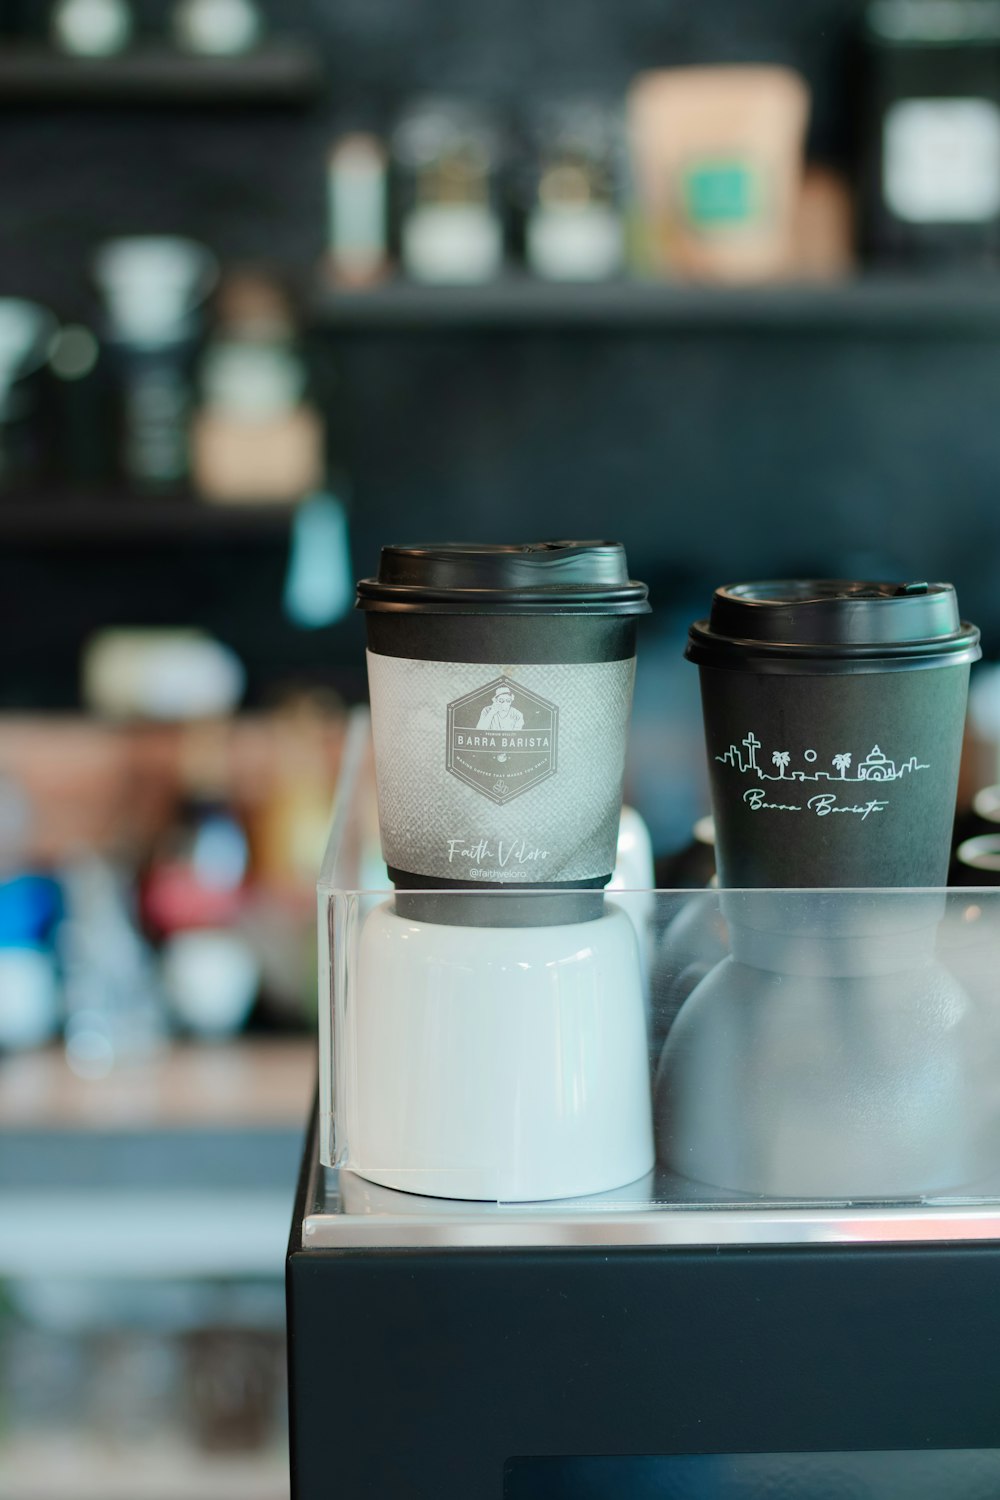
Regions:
[[446, 675, 558, 805]]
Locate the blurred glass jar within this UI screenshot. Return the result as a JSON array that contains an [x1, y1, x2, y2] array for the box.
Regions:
[[50, 0, 133, 57], [172, 0, 262, 56], [192, 271, 324, 505], [93, 236, 217, 491], [0, 298, 56, 487], [862, 0, 1000, 266], [522, 100, 626, 281], [393, 99, 505, 284]]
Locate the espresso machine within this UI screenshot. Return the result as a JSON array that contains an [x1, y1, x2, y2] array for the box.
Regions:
[[287, 713, 1000, 1500], [288, 1122, 1000, 1500], [288, 571, 1000, 1499]]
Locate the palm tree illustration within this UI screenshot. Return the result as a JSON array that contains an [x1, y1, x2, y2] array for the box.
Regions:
[[832, 752, 852, 779], [772, 751, 790, 778]]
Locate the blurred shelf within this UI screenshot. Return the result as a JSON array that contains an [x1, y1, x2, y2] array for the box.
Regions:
[[0, 1179, 298, 1277], [0, 1037, 315, 1132], [0, 43, 325, 106], [0, 1039, 313, 1278], [0, 496, 299, 545], [315, 273, 1000, 334], [0, 1438, 288, 1500]]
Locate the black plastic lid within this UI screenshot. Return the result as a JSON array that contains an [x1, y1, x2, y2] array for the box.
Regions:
[[687, 580, 981, 673], [356, 541, 650, 615]]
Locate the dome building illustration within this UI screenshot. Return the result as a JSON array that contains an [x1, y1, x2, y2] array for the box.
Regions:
[[857, 745, 897, 782]]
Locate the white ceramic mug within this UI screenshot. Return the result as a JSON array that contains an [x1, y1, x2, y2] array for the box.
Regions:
[[349, 899, 654, 1201]]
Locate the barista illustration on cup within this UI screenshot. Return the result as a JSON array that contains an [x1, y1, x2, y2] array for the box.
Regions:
[[447, 675, 557, 805], [716, 729, 929, 818], [476, 684, 525, 735]]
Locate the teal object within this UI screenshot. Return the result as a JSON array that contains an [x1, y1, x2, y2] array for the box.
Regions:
[[683, 161, 757, 226], [283, 491, 353, 628]]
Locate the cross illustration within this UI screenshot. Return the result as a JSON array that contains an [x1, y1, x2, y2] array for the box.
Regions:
[[743, 731, 761, 773]]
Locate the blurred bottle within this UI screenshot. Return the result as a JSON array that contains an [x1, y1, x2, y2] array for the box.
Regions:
[[236, 695, 343, 1026], [192, 270, 324, 505], [0, 298, 56, 488], [862, 0, 1000, 265], [393, 99, 505, 284], [282, 488, 354, 629], [522, 100, 625, 281], [93, 236, 217, 492], [49, 323, 114, 488], [60, 856, 167, 1078], [250, 693, 339, 897], [326, 134, 390, 288], [143, 720, 259, 1039], [794, 164, 856, 279], [0, 877, 63, 1050], [0, 774, 62, 1052], [182, 1328, 281, 1454]]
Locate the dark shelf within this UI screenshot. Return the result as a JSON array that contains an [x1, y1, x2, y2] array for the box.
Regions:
[[315, 274, 1000, 334], [0, 43, 326, 106], [0, 495, 299, 544]]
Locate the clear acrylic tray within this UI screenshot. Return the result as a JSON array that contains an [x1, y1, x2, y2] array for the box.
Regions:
[[313, 710, 1000, 1244]]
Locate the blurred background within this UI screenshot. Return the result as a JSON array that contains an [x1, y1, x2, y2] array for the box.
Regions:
[[7, 0, 1000, 1493]]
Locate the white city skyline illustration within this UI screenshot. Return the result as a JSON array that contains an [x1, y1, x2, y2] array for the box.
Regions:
[[716, 730, 929, 784]]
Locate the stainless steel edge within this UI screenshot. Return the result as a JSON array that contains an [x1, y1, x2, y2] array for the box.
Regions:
[[299, 1158, 1000, 1252]]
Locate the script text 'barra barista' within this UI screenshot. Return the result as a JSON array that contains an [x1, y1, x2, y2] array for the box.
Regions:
[[356, 541, 650, 914]]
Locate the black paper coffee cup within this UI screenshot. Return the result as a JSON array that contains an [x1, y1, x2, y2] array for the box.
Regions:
[[659, 584, 984, 1196], [686, 580, 981, 898], [357, 541, 649, 924]]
